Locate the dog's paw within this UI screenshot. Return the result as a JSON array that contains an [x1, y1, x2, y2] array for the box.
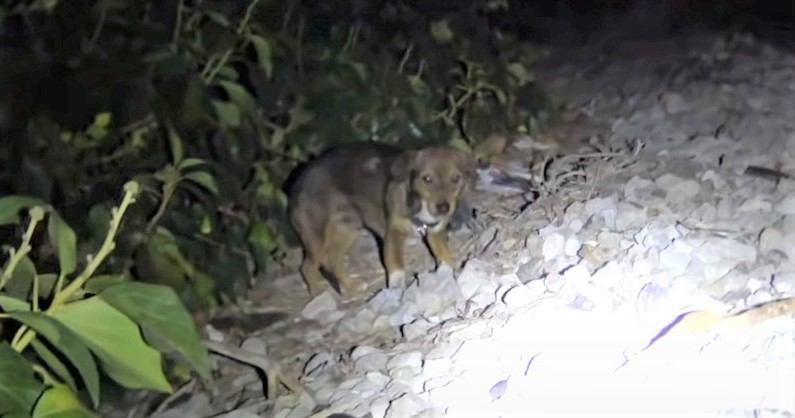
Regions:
[[435, 262, 454, 277], [387, 270, 407, 288]]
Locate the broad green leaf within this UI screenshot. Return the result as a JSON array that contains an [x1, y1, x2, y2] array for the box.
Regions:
[[177, 158, 208, 171], [32, 383, 97, 418], [248, 34, 273, 78], [100, 282, 210, 380], [204, 10, 230, 27], [183, 171, 219, 195], [0, 342, 44, 415], [0, 196, 44, 225], [30, 340, 76, 395], [168, 127, 184, 164], [83, 274, 127, 294], [47, 212, 77, 277], [212, 100, 241, 127], [37, 273, 58, 299], [9, 312, 100, 407], [0, 295, 30, 311], [429, 19, 454, 43], [93, 113, 111, 129], [216, 81, 257, 116], [51, 297, 171, 393], [5, 255, 36, 299]]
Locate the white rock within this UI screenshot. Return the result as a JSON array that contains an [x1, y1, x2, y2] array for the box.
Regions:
[[352, 372, 389, 398], [339, 308, 378, 335], [624, 176, 655, 202], [456, 259, 492, 300], [354, 352, 388, 373], [369, 396, 390, 418], [301, 291, 338, 320], [615, 202, 647, 231], [772, 272, 795, 295], [658, 240, 695, 276], [303, 352, 333, 379], [351, 345, 380, 361], [564, 235, 581, 257], [502, 283, 542, 309], [775, 196, 795, 215], [387, 351, 423, 371], [562, 264, 591, 285], [386, 393, 428, 418], [240, 337, 267, 356], [584, 195, 618, 228], [402, 268, 462, 317], [368, 288, 404, 314], [542, 232, 566, 261], [401, 318, 434, 340]]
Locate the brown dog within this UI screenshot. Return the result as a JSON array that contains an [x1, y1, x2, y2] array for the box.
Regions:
[[289, 142, 474, 297]]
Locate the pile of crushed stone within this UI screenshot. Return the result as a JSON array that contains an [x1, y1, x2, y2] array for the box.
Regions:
[[134, 32, 795, 418]]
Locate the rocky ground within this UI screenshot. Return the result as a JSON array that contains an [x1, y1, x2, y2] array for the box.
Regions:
[[127, 31, 795, 418]]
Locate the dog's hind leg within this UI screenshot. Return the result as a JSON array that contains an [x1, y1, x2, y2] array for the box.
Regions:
[[292, 208, 329, 297], [323, 219, 360, 295]]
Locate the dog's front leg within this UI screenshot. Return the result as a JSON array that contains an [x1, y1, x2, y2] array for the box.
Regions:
[[384, 226, 408, 288], [426, 228, 454, 272]]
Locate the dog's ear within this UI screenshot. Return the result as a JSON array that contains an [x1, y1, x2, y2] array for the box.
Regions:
[[390, 151, 415, 182]]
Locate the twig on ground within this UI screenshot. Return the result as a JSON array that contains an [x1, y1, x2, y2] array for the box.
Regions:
[[204, 339, 302, 399], [153, 379, 197, 414]]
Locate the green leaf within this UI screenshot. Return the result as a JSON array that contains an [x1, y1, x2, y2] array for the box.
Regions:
[[248, 34, 273, 78], [0, 196, 44, 225], [0, 342, 44, 415], [83, 274, 127, 294], [5, 255, 36, 300], [93, 113, 111, 129], [429, 19, 454, 43], [0, 295, 31, 311], [47, 212, 77, 277], [32, 383, 97, 418], [99, 282, 210, 380], [216, 81, 257, 116], [168, 127, 184, 164], [37, 274, 58, 300], [8, 312, 100, 407], [204, 10, 231, 27], [30, 340, 77, 397], [177, 158, 208, 171], [50, 297, 172, 393], [183, 171, 219, 195], [212, 100, 241, 127]]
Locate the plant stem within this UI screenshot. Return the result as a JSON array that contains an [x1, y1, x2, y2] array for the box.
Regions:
[[0, 210, 42, 291]]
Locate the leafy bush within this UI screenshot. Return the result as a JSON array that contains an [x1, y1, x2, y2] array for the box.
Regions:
[[0, 182, 210, 416], [0, 0, 551, 310]]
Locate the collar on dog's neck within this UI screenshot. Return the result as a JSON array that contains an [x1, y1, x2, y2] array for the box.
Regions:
[[411, 217, 439, 235]]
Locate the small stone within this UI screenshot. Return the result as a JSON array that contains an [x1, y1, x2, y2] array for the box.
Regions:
[[285, 391, 317, 418], [339, 308, 379, 335], [401, 318, 434, 340], [615, 202, 647, 231], [422, 357, 453, 378], [562, 264, 591, 285], [542, 233, 566, 261], [517, 259, 543, 283], [370, 397, 390, 418], [658, 240, 695, 276], [385, 393, 428, 418], [368, 288, 405, 314], [240, 337, 267, 355], [564, 236, 581, 257], [772, 272, 795, 295], [354, 352, 388, 373], [301, 291, 338, 320], [387, 351, 423, 371], [502, 283, 543, 309], [303, 351, 333, 379], [456, 259, 492, 299]]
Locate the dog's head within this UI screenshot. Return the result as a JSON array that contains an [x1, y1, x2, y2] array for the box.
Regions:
[[391, 147, 475, 227]]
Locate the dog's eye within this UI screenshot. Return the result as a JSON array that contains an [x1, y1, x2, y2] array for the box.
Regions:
[[422, 175, 433, 184]]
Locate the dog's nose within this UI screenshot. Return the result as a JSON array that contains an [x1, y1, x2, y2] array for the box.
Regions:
[[436, 201, 450, 215]]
